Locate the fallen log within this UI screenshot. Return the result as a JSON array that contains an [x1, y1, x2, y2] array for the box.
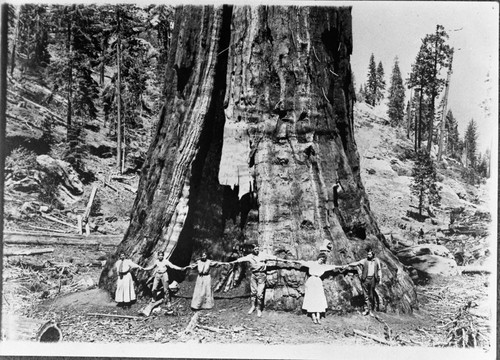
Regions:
[[40, 214, 78, 229], [7, 89, 66, 126], [27, 225, 69, 234], [110, 175, 135, 182], [6, 113, 43, 130], [87, 313, 145, 321], [2, 315, 62, 342], [416, 291, 442, 302], [138, 299, 163, 317], [353, 329, 395, 346], [184, 312, 200, 335], [82, 185, 98, 223], [197, 324, 225, 333], [4, 247, 54, 257], [4, 231, 122, 247], [460, 266, 491, 275], [122, 184, 137, 194], [104, 181, 119, 192]]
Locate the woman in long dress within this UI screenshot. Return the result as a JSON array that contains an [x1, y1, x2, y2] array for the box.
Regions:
[[298, 253, 342, 324], [188, 252, 224, 310], [115, 252, 143, 307]]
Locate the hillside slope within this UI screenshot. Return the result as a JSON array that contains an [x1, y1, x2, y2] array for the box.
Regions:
[[354, 101, 492, 267]]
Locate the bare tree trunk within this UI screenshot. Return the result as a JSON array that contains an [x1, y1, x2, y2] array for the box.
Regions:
[[100, 5, 417, 313], [10, 7, 19, 76], [406, 89, 412, 140], [66, 7, 74, 138], [116, 6, 122, 173], [99, 37, 105, 86], [426, 27, 441, 154], [417, 87, 423, 151], [437, 58, 452, 162], [1, 3, 9, 331]]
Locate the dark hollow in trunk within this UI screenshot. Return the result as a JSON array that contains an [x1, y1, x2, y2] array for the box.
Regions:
[[99, 5, 417, 314]]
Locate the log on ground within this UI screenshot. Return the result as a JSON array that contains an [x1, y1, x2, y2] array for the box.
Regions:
[[4, 231, 122, 246], [4, 247, 54, 256], [2, 315, 62, 342]]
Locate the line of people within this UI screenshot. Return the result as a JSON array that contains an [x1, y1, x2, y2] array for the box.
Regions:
[[114, 244, 382, 322]]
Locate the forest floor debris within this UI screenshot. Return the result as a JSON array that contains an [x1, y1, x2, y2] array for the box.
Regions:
[[2, 248, 493, 349]]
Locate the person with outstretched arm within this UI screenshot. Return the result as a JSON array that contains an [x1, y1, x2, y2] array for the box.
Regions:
[[296, 253, 342, 324], [343, 247, 382, 316], [231, 244, 290, 317], [186, 251, 227, 310], [115, 252, 143, 308], [143, 251, 185, 311]]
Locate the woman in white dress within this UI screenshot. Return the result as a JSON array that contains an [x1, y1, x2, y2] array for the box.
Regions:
[[298, 253, 342, 324], [115, 252, 143, 307], [188, 252, 225, 310]]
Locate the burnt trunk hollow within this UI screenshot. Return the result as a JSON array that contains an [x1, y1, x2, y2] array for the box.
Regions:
[[100, 5, 417, 313]]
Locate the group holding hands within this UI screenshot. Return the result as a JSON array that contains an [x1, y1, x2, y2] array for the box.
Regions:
[[115, 244, 382, 323]]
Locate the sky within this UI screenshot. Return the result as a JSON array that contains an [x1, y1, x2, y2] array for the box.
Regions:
[[348, 1, 498, 154]]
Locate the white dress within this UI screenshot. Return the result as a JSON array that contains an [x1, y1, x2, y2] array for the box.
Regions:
[[302, 261, 328, 313], [115, 259, 140, 303], [191, 260, 215, 310]]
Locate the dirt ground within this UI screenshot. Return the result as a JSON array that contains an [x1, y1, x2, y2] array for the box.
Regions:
[[3, 245, 493, 351]]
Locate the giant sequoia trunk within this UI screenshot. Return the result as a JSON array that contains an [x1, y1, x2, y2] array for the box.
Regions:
[[99, 5, 417, 313]]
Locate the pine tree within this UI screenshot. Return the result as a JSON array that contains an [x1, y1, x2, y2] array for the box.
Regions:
[[145, 5, 173, 87], [48, 4, 100, 136], [405, 100, 412, 139], [376, 61, 385, 104], [410, 150, 441, 216], [408, 25, 453, 153], [365, 53, 377, 106], [99, 4, 156, 172], [464, 118, 478, 168], [445, 110, 460, 159], [387, 57, 405, 126], [17, 4, 51, 71], [358, 84, 365, 102]]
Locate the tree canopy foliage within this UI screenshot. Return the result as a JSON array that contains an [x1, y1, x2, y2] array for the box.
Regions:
[[408, 25, 453, 153], [410, 150, 441, 216], [387, 57, 405, 126]]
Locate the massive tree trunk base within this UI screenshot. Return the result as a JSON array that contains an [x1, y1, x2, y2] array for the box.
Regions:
[[99, 5, 417, 314]]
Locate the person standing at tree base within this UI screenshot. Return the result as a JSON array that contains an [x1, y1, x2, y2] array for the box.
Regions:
[[298, 253, 342, 324], [114, 252, 143, 308], [343, 247, 382, 316], [231, 245, 291, 317], [143, 251, 185, 311], [187, 252, 226, 310]]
